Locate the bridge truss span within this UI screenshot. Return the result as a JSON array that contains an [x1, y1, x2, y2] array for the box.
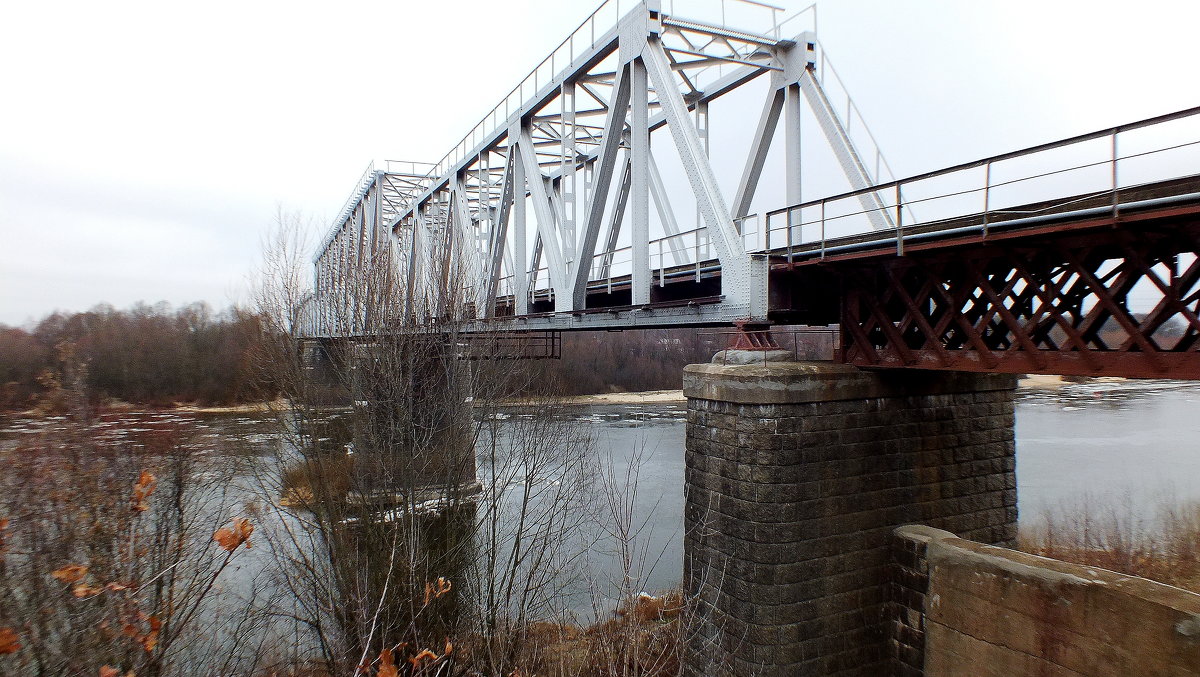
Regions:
[[305, 1, 1200, 381], [309, 0, 888, 337]]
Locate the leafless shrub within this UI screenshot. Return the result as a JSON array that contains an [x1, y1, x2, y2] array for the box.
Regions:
[[0, 352, 260, 676]]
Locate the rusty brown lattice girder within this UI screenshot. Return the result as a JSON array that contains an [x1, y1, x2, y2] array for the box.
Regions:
[[833, 210, 1200, 379]]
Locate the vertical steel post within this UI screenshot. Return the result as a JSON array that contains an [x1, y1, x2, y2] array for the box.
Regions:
[[785, 209, 793, 256], [562, 80, 577, 265], [983, 160, 992, 238], [785, 83, 803, 206], [513, 145, 529, 316], [820, 199, 826, 260], [696, 99, 710, 232], [631, 56, 650, 306], [1111, 131, 1120, 218], [658, 240, 665, 286]]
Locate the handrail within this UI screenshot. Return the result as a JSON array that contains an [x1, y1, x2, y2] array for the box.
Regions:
[[424, 0, 626, 182], [757, 105, 1200, 258], [815, 44, 898, 185], [316, 0, 810, 265], [316, 162, 376, 260], [768, 105, 1200, 217], [406, 0, 800, 212]]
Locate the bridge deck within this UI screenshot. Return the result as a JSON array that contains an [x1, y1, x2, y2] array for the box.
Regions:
[[303, 1, 1200, 379], [474, 173, 1200, 332]]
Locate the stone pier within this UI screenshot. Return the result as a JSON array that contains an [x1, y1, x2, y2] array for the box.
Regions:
[[681, 359, 1017, 677]]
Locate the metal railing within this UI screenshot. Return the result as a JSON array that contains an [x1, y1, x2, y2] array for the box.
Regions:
[[317, 162, 377, 260], [813, 42, 899, 186], [756, 106, 1200, 259], [424, 0, 628, 184], [382, 159, 437, 176], [664, 0, 816, 40], [317, 0, 820, 267]]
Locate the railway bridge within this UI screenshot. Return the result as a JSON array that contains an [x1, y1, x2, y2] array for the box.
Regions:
[[302, 1, 1200, 675]]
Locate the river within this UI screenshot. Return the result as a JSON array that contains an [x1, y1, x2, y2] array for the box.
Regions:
[[2, 377, 1198, 618], [547, 377, 1200, 598]]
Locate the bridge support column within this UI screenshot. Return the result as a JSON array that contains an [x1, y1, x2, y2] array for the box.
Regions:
[[346, 339, 479, 505], [682, 359, 1016, 677]]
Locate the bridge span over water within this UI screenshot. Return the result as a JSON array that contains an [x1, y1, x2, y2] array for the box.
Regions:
[[305, 0, 1200, 381], [301, 4, 1200, 675]]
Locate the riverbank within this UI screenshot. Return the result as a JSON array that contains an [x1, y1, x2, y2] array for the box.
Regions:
[[4, 374, 1134, 419], [1019, 374, 1068, 389], [4, 397, 288, 420], [546, 374, 1121, 399], [519, 389, 688, 406], [170, 398, 290, 414]]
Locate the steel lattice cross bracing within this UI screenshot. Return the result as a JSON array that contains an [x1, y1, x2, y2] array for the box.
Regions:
[[304, 0, 1200, 380], [831, 180, 1200, 380], [306, 0, 883, 336]]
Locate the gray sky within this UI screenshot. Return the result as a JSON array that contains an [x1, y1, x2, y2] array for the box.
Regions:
[[2, 0, 1197, 326]]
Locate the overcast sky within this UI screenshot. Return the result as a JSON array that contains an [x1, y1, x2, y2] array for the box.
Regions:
[[1, 0, 1197, 326]]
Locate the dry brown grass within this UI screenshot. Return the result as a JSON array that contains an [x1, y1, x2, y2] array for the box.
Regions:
[[1020, 498, 1200, 593], [455, 590, 687, 677], [580, 591, 684, 677], [279, 454, 355, 504]]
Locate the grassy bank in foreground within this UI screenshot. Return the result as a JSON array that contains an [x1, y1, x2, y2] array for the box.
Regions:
[[1020, 499, 1200, 594]]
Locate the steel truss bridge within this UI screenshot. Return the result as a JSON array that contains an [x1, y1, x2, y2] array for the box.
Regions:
[[306, 0, 1200, 380]]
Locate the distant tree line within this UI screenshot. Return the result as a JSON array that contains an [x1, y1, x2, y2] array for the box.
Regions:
[[0, 302, 268, 411], [541, 329, 723, 395], [0, 301, 842, 412]]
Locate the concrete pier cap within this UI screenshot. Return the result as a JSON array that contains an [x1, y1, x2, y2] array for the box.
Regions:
[[684, 358, 1016, 405]]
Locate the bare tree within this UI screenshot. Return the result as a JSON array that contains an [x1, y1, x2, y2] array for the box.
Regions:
[[247, 210, 599, 676], [464, 390, 596, 675]]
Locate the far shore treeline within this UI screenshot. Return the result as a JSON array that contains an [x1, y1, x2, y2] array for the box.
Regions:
[[0, 301, 739, 412], [0, 302, 267, 410]]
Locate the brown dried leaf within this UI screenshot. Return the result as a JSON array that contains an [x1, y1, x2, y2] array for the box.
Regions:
[[131, 470, 157, 512], [213, 517, 253, 552], [72, 582, 103, 598], [0, 627, 19, 654], [141, 633, 157, 653], [434, 577, 451, 598], [408, 649, 437, 667], [376, 648, 399, 677], [99, 667, 120, 677], [51, 564, 89, 584]]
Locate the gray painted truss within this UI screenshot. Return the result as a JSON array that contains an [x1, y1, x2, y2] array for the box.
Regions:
[[306, 0, 889, 338]]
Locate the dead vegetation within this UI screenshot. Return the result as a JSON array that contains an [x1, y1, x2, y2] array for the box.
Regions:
[[1020, 497, 1200, 593]]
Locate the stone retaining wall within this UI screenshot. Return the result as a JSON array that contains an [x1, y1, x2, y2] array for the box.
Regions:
[[889, 525, 1200, 676]]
